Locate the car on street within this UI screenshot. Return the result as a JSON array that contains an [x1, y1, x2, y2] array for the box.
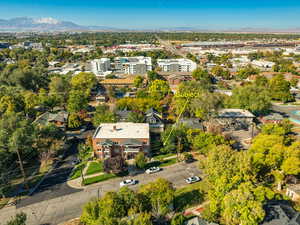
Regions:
[[120, 179, 138, 187], [185, 176, 201, 184], [146, 167, 161, 174]]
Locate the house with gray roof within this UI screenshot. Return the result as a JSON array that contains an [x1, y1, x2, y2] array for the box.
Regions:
[[34, 110, 69, 130], [212, 108, 255, 131], [145, 108, 164, 133], [185, 217, 218, 225], [262, 201, 300, 225]]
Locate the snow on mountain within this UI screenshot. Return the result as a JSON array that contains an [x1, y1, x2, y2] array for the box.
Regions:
[[34, 17, 60, 25]]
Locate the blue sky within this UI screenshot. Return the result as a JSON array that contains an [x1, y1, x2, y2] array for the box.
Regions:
[[1, 0, 300, 29]]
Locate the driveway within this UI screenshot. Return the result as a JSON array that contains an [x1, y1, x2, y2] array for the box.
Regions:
[[0, 161, 201, 225]]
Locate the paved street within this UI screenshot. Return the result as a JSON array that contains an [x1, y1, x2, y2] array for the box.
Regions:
[[155, 34, 188, 58], [0, 161, 201, 225], [16, 141, 81, 208]]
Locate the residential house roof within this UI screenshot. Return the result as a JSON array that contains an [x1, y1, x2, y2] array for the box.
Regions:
[[146, 108, 162, 118], [116, 110, 131, 122], [185, 217, 218, 225], [262, 113, 284, 121], [262, 201, 300, 225], [177, 118, 204, 130], [217, 109, 255, 118], [34, 111, 68, 126]]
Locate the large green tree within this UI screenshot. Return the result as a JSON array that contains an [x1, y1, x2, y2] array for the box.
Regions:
[[269, 74, 294, 102], [70, 72, 97, 96], [138, 178, 175, 219], [67, 89, 88, 113], [226, 84, 271, 115], [221, 182, 268, 225], [92, 104, 117, 127], [148, 80, 170, 100], [191, 68, 213, 87]]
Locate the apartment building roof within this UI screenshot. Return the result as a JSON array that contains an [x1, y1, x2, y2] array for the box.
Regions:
[[93, 122, 150, 139], [115, 56, 152, 65], [157, 58, 196, 65]]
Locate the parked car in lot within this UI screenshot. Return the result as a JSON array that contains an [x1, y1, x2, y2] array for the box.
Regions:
[[146, 167, 161, 174], [120, 179, 138, 187], [185, 176, 201, 184]]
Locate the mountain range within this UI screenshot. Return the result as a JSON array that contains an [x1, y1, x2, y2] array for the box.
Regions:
[[0, 17, 118, 32], [1, 17, 300, 33]]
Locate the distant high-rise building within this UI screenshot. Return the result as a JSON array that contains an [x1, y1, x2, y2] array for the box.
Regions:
[[91, 58, 111, 77], [157, 58, 197, 72]]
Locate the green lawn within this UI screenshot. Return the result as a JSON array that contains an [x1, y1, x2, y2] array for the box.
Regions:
[[160, 158, 178, 167], [82, 171, 129, 186], [83, 173, 117, 185], [153, 153, 176, 161], [145, 158, 178, 169], [85, 161, 103, 175], [70, 162, 86, 180]]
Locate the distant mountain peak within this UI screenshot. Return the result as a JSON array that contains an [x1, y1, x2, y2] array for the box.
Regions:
[[0, 17, 120, 32], [34, 17, 60, 25]]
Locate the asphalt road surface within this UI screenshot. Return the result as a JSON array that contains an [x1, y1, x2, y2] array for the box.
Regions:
[[17, 141, 82, 208], [0, 161, 201, 225]]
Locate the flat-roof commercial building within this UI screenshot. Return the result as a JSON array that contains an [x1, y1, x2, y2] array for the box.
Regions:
[[92, 122, 150, 160], [157, 58, 197, 73], [91, 58, 111, 77], [182, 41, 245, 49], [114, 56, 152, 74]]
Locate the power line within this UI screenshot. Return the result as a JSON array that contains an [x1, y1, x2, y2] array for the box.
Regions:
[[163, 98, 190, 146]]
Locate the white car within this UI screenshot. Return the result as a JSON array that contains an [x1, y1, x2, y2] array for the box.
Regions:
[[185, 176, 201, 184], [120, 179, 138, 187], [146, 167, 161, 174]]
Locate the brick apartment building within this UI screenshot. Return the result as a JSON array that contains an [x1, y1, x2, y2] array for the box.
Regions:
[[92, 122, 150, 160]]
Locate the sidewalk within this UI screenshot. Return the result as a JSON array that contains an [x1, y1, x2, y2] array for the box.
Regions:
[[67, 162, 104, 189]]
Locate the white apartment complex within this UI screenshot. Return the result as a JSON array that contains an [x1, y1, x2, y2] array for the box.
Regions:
[[91, 58, 111, 77], [157, 58, 197, 72], [114, 56, 152, 74]]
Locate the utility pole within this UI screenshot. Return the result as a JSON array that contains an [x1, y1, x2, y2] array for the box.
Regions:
[[177, 136, 182, 161], [81, 166, 85, 184], [97, 188, 101, 199]]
